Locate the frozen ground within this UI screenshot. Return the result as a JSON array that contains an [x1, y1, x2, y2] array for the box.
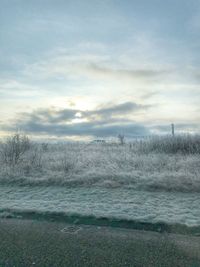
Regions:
[[0, 135, 200, 230], [0, 185, 200, 229]]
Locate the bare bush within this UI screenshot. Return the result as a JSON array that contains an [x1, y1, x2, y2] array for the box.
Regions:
[[28, 146, 43, 168], [0, 133, 31, 165], [118, 134, 125, 145], [22, 146, 43, 175], [41, 143, 49, 152], [61, 152, 76, 173]]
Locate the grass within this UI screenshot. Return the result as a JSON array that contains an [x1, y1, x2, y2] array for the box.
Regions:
[[0, 133, 199, 192], [137, 135, 200, 154]]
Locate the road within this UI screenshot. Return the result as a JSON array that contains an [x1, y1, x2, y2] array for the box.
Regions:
[[0, 219, 200, 267]]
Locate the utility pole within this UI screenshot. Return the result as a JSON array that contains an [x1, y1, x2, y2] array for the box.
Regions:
[[171, 123, 175, 137]]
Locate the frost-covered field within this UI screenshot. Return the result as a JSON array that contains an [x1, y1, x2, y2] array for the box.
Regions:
[[0, 134, 200, 229], [0, 134, 200, 192]]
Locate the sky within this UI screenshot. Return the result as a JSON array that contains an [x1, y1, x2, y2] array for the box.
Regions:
[[0, 0, 200, 140]]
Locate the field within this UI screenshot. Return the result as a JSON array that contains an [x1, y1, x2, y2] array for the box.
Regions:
[[0, 134, 200, 193]]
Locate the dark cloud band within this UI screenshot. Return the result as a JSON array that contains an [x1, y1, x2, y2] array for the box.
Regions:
[[4, 101, 150, 137]]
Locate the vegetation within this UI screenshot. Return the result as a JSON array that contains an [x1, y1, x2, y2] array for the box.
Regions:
[[136, 135, 200, 154], [0, 133, 31, 165], [0, 133, 199, 192]]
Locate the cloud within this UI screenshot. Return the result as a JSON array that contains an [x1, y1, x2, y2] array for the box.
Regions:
[[79, 63, 168, 81], [4, 101, 150, 138], [84, 102, 150, 119], [22, 52, 170, 85], [17, 101, 149, 124], [2, 99, 199, 138], [8, 121, 149, 138]]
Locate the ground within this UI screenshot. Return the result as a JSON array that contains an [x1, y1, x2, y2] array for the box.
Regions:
[[0, 219, 200, 267]]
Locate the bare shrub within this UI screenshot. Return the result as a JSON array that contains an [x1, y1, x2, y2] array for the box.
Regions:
[[22, 146, 43, 175], [118, 134, 125, 145], [41, 143, 49, 152], [61, 152, 76, 173], [28, 146, 43, 168], [0, 133, 31, 165]]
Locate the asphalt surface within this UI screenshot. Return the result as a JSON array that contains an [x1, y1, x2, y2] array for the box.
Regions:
[[0, 219, 200, 267]]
